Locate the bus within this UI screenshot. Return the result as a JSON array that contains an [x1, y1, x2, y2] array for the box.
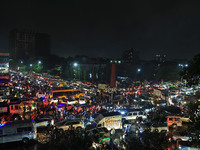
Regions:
[[51, 88, 84, 100]]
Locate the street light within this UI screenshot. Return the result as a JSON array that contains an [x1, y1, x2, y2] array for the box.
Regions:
[[74, 63, 78, 67], [38, 61, 41, 64], [137, 68, 141, 72], [21, 61, 23, 64], [30, 64, 32, 67]]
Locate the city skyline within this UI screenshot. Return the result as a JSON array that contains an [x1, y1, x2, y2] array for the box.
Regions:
[[0, 0, 200, 60]]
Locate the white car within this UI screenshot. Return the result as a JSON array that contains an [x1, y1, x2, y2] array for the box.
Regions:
[[181, 115, 192, 123], [55, 120, 84, 131], [150, 123, 169, 133], [51, 99, 63, 104], [34, 118, 51, 127], [172, 131, 192, 141], [123, 111, 147, 120], [67, 99, 78, 105], [79, 97, 87, 105]]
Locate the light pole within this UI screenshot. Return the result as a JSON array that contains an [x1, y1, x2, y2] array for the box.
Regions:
[[73, 63, 79, 80], [37, 60, 43, 73], [178, 63, 188, 83], [134, 68, 142, 81]]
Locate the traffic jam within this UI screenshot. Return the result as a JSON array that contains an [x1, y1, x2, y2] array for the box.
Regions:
[[0, 70, 200, 150]]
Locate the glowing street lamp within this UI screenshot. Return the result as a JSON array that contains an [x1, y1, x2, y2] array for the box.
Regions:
[[137, 68, 141, 72], [30, 64, 33, 67], [74, 63, 78, 67], [38, 61, 41, 64]]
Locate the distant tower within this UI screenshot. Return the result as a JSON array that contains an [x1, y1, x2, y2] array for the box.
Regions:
[[110, 59, 121, 88]]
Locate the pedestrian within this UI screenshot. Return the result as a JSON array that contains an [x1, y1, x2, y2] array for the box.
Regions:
[[109, 138, 115, 149]]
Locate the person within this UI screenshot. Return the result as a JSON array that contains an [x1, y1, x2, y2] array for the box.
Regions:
[[109, 138, 115, 149]]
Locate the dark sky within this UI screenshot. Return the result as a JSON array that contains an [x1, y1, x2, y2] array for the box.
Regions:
[[0, 0, 200, 60]]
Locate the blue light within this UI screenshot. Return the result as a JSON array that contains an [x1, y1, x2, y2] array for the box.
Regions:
[[0, 122, 12, 128], [120, 111, 125, 115], [0, 123, 5, 127]]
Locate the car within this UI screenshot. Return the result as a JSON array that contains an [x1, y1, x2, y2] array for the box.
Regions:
[[172, 131, 192, 142], [67, 99, 78, 105], [181, 115, 192, 123], [79, 97, 87, 105], [55, 120, 84, 131], [88, 127, 110, 144], [150, 123, 169, 133], [177, 141, 200, 150], [167, 116, 182, 128], [123, 111, 147, 120], [51, 98, 63, 104], [34, 118, 51, 127]]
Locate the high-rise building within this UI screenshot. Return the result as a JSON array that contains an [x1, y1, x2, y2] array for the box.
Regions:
[[155, 54, 166, 63], [10, 29, 51, 61], [122, 48, 140, 64]]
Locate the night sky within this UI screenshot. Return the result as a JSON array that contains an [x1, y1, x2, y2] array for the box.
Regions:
[[0, 0, 200, 60]]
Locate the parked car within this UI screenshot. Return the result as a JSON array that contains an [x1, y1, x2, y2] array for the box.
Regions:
[[67, 99, 78, 105], [181, 115, 192, 123], [34, 118, 52, 127], [79, 97, 87, 105], [150, 123, 169, 133], [50, 98, 63, 104], [167, 116, 182, 128], [177, 141, 200, 150], [123, 111, 147, 120], [55, 119, 84, 131], [172, 131, 192, 142], [88, 127, 110, 144]]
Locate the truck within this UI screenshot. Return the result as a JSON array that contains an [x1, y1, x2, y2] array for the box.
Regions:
[[95, 112, 122, 134]]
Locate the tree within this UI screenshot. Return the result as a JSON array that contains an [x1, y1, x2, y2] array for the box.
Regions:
[[180, 53, 200, 86]]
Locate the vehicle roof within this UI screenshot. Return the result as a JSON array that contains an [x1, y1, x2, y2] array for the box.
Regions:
[[166, 116, 181, 118], [101, 112, 121, 117], [0, 120, 33, 128]]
